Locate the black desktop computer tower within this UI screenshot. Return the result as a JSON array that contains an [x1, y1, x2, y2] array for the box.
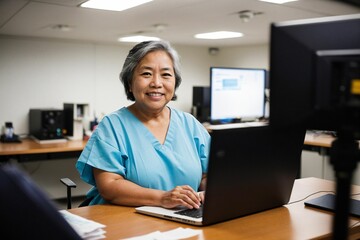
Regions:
[[29, 109, 65, 140], [192, 86, 210, 123]]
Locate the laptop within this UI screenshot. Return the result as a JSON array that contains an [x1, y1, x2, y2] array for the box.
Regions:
[[136, 125, 305, 226]]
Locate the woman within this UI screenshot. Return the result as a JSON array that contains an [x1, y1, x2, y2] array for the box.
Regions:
[[76, 40, 210, 210]]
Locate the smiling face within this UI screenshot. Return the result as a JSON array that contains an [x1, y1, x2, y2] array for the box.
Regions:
[[130, 50, 176, 114]]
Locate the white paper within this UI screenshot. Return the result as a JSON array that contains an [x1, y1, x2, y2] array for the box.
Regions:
[[59, 210, 106, 240], [122, 227, 202, 240]]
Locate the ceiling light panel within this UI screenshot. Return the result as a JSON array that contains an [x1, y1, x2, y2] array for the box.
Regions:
[[194, 31, 243, 40], [80, 0, 153, 11], [118, 35, 161, 43], [259, 0, 298, 4]]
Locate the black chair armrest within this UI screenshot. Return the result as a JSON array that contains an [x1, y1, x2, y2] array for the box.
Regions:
[[60, 178, 76, 209]]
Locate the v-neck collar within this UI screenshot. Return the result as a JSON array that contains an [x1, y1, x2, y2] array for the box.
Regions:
[[124, 107, 174, 147]]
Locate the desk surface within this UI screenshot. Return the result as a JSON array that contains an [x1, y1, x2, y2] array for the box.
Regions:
[[68, 177, 360, 240], [0, 132, 336, 156], [205, 124, 336, 149], [304, 132, 335, 148], [0, 138, 87, 155]]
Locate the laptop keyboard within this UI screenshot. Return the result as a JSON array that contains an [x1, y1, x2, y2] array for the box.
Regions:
[[174, 205, 203, 218]]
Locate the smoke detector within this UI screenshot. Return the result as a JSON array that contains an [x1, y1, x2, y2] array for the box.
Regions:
[[237, 10, 263, 23]]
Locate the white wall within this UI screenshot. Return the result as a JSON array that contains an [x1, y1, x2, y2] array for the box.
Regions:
[[1, 36, 269, 134], [0, 36, 269, 199], [210, 45, 269, 69], [301, 150, 360, 185], [1, 38, 95, 134]]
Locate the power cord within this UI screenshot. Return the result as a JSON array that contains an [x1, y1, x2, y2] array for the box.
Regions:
[[286, 191, 335, 205]]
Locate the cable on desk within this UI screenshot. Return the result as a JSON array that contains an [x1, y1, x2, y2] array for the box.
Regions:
[[287, 191, 360, 205], [286, 190, 335, 205]]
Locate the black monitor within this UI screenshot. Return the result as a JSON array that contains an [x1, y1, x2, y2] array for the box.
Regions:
[[210, 67, 266, 124], [0, 164, 82, 240], [192, 86, 210, 123], [269, 14, 360, 132], [269, 13, 360, 240]]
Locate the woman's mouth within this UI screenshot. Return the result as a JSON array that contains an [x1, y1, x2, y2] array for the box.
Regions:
[[147, 92, 164, 97]]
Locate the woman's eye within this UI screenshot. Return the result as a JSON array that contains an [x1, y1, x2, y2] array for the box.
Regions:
[[163, 73, 172, 77], [141, 72, 151, 76]]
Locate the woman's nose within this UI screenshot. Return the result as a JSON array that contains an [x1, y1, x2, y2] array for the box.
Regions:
[[150, 74, 162, 87]]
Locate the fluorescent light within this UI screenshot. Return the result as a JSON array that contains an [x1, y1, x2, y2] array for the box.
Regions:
[[118, 35, 161, 43], [259, 0, 298, 4], [194, 31, 243, 40], [80, 0, 153, 12]]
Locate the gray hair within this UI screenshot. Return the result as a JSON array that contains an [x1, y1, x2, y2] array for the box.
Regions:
[[119, 40, 182, 101]]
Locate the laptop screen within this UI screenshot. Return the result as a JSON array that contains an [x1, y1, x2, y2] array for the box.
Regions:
[[202, 125, 305, 225]]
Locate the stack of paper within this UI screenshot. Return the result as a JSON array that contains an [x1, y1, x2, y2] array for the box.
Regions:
[[122, 227, 202, 240], [59, 210, 106, 240]]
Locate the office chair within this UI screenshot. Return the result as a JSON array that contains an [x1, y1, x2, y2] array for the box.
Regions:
[[60, 177, 93, 209]]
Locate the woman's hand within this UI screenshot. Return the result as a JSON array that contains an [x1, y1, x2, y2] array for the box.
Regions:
[[160, 185, 201, 209], [198, 191, 205, 203]]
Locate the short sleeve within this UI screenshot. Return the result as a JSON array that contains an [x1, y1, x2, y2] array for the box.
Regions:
[[76, 117, 128, 186], [180, 111, 211, 173], [195, 121, 211, 173]]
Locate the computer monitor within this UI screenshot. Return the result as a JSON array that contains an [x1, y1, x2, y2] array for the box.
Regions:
[[269, 13, 360, 240], [210, 67, 266, 124], [269, 14, 360, 131], [192, 86, 210, 123]]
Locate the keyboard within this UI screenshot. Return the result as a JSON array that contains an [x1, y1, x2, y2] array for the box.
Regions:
[[174, 205, 203, 218]]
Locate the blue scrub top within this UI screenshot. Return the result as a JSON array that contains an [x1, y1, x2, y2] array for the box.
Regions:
[[76, 107, 211, 205]]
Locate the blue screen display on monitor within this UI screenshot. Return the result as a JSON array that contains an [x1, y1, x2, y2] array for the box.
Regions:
[[210, 67, 266, 124]]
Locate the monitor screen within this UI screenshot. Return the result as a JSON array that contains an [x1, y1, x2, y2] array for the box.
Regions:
[[210, 67, 266, 124], [269, 14, 360, 131]]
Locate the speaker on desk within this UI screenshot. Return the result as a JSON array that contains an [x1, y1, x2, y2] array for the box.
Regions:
[[192, 86, 210, 123], [29, 109, 65, 140]]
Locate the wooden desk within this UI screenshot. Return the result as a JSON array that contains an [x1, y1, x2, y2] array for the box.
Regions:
[[302, 132, 360, 180], [304, 132, 335, 148], [68, 178, 360, 240], [303, 132, 335, 178], [304, 131, 360, 149], [0, 138, 87, 162]]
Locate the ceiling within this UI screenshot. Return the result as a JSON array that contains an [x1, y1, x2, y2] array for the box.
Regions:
[[0, 0, 359, 47]]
